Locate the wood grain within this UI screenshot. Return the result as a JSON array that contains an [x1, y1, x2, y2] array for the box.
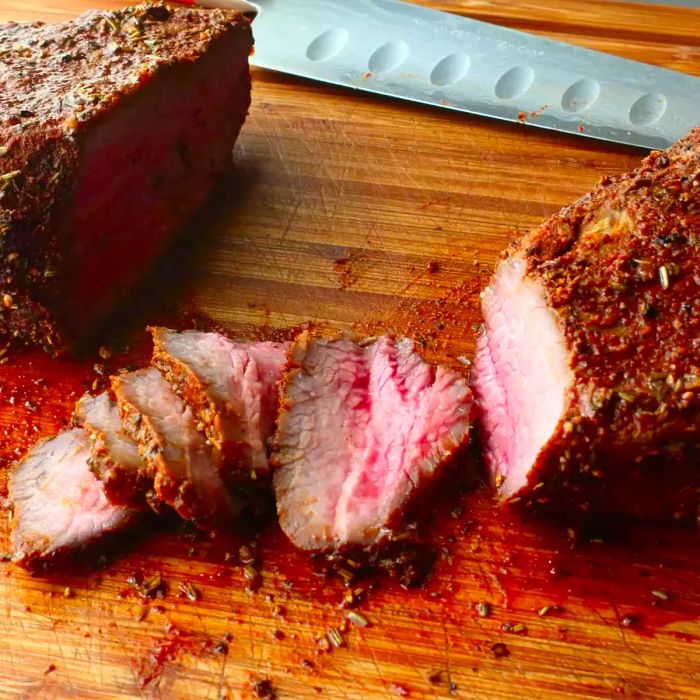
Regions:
[[0, 1, 699, 699]]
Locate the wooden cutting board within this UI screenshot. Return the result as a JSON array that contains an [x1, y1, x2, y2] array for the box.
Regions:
[[1, 1, 700, 698]]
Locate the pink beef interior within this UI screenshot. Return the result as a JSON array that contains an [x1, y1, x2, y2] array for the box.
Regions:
[[60, 35, 251, 336], [274, 335, 472, 549], [473, 255, 572, 498], [9, 428, 133, 562]]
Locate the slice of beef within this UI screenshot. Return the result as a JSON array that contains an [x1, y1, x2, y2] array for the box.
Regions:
[[272, 333, 473, 550], [8, 428, 135, 569], [150, 327, 289, 487], [111, 367, 240, 528], [74, 392, 150, 508], [473, 127, 700, 521], [0, 2, 252, 352]]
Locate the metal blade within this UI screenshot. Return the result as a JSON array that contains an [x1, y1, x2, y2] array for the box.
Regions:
[[246, 0, 699, 149]]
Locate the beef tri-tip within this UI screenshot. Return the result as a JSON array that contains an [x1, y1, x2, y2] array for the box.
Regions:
[[273, 332, 474, 551], [150, 327, 289, 489], [8, 429, 137, 570], [112, 366, 241, 529], [473, 127, 700, 522], [0, 2, 253, 352], [74, 392, 151, 509]]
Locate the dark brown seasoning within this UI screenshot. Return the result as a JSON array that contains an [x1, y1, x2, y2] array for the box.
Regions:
[[491, 642, 509, 658], [251, 677, 276, 700]]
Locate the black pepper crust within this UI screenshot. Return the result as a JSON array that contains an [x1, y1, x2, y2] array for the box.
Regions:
[[0, 2, 253, 353], [505, 127, 700, 520]]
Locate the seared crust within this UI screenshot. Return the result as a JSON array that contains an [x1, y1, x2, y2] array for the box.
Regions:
[[109, 376, 161, 509], [73, 393, 152, 508], [502, 127, 700, 519], [85, 428, 152, 509], [150, 326, 225, 461], [0, 2, 253, 352], [111, 368, 237, 528]]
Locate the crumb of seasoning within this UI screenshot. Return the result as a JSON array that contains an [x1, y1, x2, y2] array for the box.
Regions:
[[213, 640, 229, 655], [517, 111, 527, 123], [327, 627, 345, 648], [346, 611, 369, 628], [538, 604, 562, 617], [449, 682, 458, 696], [178, 581, 200, 602], [44, 664, 56, 674], [390, 683, 410, 697], [475, 602, 491, 618], [428, 670, 443, 684], [140, 572, 167, 599], [252, 678, 276, 700], [621, 614, 637, 627], [426, 260, 440, 273], [63, 586, 74, 599], [491, 642, 509, 658], [651, 589, 670, 602]]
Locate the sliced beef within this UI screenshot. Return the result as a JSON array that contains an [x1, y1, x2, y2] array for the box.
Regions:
[[150, 327, 288, 486], [74, 392, 150, 508], [0, 2, 252, 352], [272, 333, 473, 550], [473, 127, 700, 521], [8, 428, 135, 569], [111, 367, 239, 528]]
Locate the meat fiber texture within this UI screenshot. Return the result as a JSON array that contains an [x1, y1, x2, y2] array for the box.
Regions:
[[273, 333, 473, 550], [0, 2, 253, 353], [151, 328, 289, 490], [112, 367, 241, 529], [473, 127, 700, 521], [74, 392, 150, 508], [8, 429, 136, 570]]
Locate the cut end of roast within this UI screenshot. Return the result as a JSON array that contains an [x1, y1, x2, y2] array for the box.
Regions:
[[0, 3, 253, 351], [8, 429, 134, 568], [473, 254, 572, 501], [473, 128, 700, 521], [150, 327, 289, 483], [273, 333, 473, 551]]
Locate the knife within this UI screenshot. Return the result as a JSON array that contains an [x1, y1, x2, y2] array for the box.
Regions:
[[176, 0, 700, 149]]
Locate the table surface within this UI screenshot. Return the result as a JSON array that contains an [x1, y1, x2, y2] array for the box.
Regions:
[[0, 1, 699, 698]]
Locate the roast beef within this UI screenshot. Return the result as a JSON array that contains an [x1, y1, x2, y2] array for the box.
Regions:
[[8, 428, 135, 568], [272, 333, 473, 550], [111, 367, 239, 528], [473, 127, 700, 521], [0, 2, 252, 352], [74, 392, 149, 508], [150, 327, 288, 487]]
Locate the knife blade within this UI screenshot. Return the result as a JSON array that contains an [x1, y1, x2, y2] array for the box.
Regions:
[[177, 0, 700, 149]]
